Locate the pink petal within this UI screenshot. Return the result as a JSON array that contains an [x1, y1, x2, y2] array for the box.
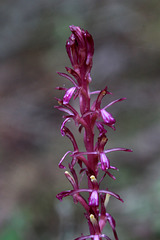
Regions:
[[89, 190, 99, 206], [101, 109, 115, 124], [100, 153, 110, 170], [63, 87, 76, 104]]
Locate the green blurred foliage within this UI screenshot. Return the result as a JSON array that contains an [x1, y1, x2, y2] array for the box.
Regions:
[[0, 210, 31, 240]]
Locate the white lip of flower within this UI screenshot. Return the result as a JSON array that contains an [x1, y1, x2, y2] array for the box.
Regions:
[[90, 175, 97, 182], [90, 214, 97, 226], [104, 193, 111, 208]]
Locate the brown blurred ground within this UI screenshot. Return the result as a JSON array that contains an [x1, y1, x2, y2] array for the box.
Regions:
[[0, 1, 160, 240]]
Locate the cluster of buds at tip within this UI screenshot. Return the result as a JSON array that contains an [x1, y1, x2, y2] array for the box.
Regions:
[[55, 25, 132, 240]]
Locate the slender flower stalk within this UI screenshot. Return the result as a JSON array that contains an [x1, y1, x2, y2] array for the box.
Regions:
[[55, 25, 132, 240]]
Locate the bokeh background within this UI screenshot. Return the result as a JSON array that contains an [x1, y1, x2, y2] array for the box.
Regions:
[[0, 0, 160, 240]]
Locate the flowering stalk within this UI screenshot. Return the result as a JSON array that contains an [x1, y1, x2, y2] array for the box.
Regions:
[[55, 25, 132, 240]]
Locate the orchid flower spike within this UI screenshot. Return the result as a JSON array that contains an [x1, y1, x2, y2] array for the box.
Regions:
[[55, 25, 132, 240]]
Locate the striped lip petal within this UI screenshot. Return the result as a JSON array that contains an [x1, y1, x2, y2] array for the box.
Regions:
[[63, 87, 76, 104], [100, 152, 110, 170], [89, 190, 99, 207], [101, 109, 115, 124]]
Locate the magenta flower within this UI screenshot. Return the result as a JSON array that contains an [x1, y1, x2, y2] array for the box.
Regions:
[[55, 25, 132, 240], [89, 190, 99, 206], [63, 86, 76, 104], [57, 190, 123, 203], [100, 153, 110, 170], [100, 109, 115, 125]]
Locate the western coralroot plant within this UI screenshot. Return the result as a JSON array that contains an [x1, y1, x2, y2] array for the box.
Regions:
[[55, 25, 132, 240]]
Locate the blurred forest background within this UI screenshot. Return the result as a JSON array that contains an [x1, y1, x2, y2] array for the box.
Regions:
[[0, 0, 160, 240]]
